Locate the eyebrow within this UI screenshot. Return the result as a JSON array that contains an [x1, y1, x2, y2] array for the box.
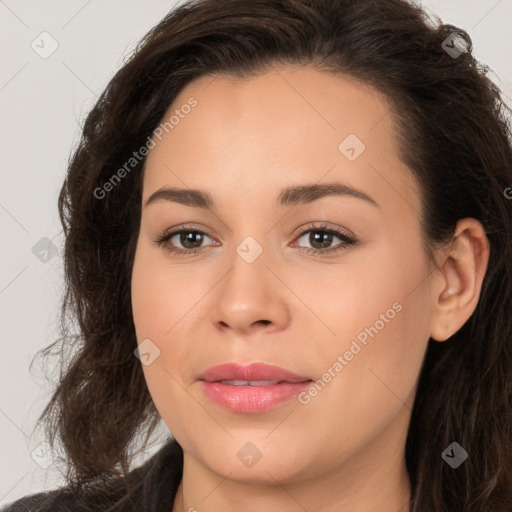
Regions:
[[144, 182, 379, 210]]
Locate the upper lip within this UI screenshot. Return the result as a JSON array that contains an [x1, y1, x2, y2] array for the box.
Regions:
[[198, 363, 312, 383]]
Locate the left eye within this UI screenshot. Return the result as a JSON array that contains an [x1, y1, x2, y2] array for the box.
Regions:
[[291, 226, 357, 256]]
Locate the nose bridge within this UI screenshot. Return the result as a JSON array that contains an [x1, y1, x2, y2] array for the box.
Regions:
[[212, 231, 290, 333], [223, 232, 272, 303]]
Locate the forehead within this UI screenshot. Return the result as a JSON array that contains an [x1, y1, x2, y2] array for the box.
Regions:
[[170, 66, 394, 142], [142, 65, 421, 216]]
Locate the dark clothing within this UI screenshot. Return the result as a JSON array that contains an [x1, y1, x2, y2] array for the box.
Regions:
[[2, 437, 183, 512]]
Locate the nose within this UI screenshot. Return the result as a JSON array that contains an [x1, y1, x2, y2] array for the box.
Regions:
[[211, 247, 291, 336]]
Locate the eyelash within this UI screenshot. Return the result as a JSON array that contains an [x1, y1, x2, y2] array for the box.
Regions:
[[154, 223, 357, 257]]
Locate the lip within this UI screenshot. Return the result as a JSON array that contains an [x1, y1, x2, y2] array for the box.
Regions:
[[198, 363, 312, 413], [198, 362, 311, 383]]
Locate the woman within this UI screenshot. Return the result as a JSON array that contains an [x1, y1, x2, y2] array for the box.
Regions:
[[3, 0, 512, 510]]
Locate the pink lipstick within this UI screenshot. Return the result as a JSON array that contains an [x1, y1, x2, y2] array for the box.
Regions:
[[198, 363, 312, 413]]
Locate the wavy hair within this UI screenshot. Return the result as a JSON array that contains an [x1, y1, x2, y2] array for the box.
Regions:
[[28, 0, 512, 510]]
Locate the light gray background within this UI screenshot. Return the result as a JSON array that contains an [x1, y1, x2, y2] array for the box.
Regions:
[[1, 0, 511, 505]]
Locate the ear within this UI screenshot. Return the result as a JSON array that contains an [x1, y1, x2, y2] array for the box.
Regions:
[[429, 218, 490, 342]]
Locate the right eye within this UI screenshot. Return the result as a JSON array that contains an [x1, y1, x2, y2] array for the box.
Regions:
[[155, 226, 219, 256]]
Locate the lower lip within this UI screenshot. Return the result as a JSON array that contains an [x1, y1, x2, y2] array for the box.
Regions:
[[200, 381, 312, 413]]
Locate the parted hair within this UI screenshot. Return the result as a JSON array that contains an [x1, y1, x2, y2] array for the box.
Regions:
[[26, 0, 512, 510]]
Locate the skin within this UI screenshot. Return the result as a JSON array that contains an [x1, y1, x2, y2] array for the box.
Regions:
[[130, 65, 489, 512]]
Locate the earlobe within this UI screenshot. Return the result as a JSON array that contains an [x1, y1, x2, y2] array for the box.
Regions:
[[429, 218, 490, 342]]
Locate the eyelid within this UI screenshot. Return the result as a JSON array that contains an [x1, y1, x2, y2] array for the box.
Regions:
[[290, 221, 355, 242], [158, 223, 218, 242]]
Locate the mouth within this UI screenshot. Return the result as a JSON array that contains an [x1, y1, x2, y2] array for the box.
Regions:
[[217, 379, 283, 386], [198, 363, 313, 413]]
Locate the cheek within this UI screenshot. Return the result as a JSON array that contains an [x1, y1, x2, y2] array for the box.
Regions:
[[130, 243, 210, 424], [297, 287, 430, 469], [300, 241, 427, 357], [305, 236, 431, 407], [131, 241, 205, 340]]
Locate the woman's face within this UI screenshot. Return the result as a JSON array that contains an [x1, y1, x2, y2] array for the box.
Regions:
[[131, 66, 436, 487]]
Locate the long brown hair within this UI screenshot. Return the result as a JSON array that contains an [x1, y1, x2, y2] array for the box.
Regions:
[[29, 0, 512, 510]]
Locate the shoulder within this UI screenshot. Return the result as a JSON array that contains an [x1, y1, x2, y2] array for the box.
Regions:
[[1, 437, 183, 512], [1, 488, 80, 512]]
